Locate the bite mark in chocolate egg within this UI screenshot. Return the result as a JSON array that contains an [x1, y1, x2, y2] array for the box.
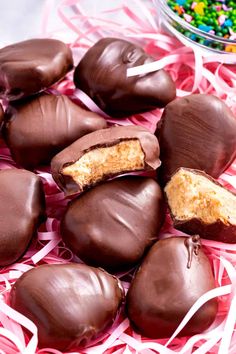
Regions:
[[165, 168, 236, 243], [62, 139, 145, 188], [51, 125, 161, 195]]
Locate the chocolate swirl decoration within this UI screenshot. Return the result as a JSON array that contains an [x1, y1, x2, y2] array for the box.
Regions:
[[184, 235, 202, 269], [126, 236, 218, 339]]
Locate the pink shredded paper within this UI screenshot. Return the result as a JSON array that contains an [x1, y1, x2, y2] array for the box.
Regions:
[[0, 0, 236, 353]]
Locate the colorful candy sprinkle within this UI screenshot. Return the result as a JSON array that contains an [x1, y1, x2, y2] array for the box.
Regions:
[[198, 24, 212, 32], [183, 13, 193, 22], [225, 45, 236, 52], [167, 0, 236, 51], [218, 14, 227, 26], [194, 2, 205, 15], [176, 0, 187, 5], [174, 4, 184, 15]]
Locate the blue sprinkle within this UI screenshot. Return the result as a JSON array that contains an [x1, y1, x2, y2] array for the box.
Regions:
[[190, 34, 197, 40], [204, 40, 211, 46], [224, 19, 233, 27], [176, 0, 186, 5], [198, 24, 213, 32]]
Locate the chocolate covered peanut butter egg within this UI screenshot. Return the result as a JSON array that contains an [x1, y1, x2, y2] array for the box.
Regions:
[[74, 37, 176, 117], [61, 176, 165, 271], [156, 94, 236, 185], [3, 94, 107, 169], [0, 169, 45, 265], [51, 125, 161, 196], [0, 38, 73, 100], [10, 263, 124, 350], [165, 167, 236, 243], [127, 236, 217, 338]]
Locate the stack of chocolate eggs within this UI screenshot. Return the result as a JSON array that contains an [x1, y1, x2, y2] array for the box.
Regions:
[[0, 36, 236, 351]]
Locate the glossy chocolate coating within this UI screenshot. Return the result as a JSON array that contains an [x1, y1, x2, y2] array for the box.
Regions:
[[10, 263, 124, 350], [176, 219, 236, 244], [61, 176, 165, 271], [127, 236, 218, 338], [74, 37, 176, 117], [156, 94, 236, 185], [166, 168, 236, 243], [2, 94, 107, 169], [0, 39, 73, 101], [51, 125, 161, 196], [0, 169, 45, 265]]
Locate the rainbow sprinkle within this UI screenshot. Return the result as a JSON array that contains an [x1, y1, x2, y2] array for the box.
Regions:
[[167, 0, 236, 51]]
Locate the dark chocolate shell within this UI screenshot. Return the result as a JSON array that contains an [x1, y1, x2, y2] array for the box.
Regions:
[[61, 176, 165, 271], [126, 236, 218, 338], [0, 169, 45, 265], [51, 125, 161, 196], [0, 38, 73, 101], [156, 94, 236, 185], [74, 37, 176, 117], [10, 263, 124, 350], [3, 94, 107, 169]]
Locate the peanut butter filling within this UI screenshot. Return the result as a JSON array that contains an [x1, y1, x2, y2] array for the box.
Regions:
[[165, 169, 236, 225], [62, 139, 145, 188]]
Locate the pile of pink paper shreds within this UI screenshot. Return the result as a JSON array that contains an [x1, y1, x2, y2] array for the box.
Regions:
[[0, 0, 236, 353]]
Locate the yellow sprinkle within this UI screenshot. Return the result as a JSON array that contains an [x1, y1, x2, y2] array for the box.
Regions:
[[225, 45, 236, 53], [194, 2, 205, 15]]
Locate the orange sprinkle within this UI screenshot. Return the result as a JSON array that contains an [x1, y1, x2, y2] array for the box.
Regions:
[[225, 45, 236, 53], [174, 5, 183, 15]]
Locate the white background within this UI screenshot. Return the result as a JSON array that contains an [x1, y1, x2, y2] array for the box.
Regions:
[[0, 0, 152, 46]]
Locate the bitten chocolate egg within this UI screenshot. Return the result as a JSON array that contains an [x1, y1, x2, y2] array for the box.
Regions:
[[0, 38, 73, 100], [10, 263, 124, 350], [74, 37, 176, 117], [156, 94, 236, 185], [127, 236, 218, 338], [2, 94, 107, 169], [61, 176, 165, 271], [51, 125, 161, 196], [165, 167, 236, 243], [0, 169, 45, 265]]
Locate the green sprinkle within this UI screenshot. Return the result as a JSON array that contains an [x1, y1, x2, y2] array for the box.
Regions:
[[167, 0, 235, 51]]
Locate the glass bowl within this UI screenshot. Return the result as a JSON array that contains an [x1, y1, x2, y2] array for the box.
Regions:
[[155, 0, 236, 57]]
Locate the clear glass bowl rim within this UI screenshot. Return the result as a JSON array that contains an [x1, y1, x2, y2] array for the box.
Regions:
[[157, 0, 236, 45]]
